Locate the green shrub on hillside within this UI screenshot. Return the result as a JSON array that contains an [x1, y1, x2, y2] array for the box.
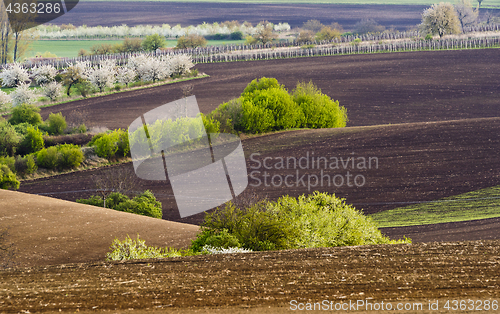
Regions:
[[47, 112, 67, 135], [8, 104, 43, 126], [192, 192, 410, 252], [92, 129, 130, 160], [0, 119, 21, 156], [0, 165, 19, 190], [19, 126, 44, 155], [36, 144, 83, 170], [14, 154, 37, 175], [77, 190, 162, 219], [206, 77, 347, 134], [293, 81, 347, 128]]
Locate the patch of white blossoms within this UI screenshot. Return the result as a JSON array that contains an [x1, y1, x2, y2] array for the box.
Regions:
[[0, 90, 11, 113], [10, 83, 38, 106], [0, 63, 30, 87], [41, 81, 63, 101], [169, 54, 194, 76], [87, 59, 117, 92], [32, 64, 58, 85], [127, 54, 194, 82], [116, 66, 137, 86], [201, 245, 253, 255]]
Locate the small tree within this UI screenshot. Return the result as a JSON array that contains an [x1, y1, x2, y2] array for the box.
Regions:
[[455, 0, 478, 32], [121, 37, 143, 53], [41, 81, 63, 101], [0, 119, 21, 156], [176, 34, 207, 48], [421, 2, 461, 38], [354, 19, 386, 35], [142, 34, 165, 51], [87, 59, 116, 92], [315, 26, 342, 41], [302, 19, 325, 33], [0, 63, 29, 87], [8, 103, 42, 126], [91, 167, 139, 208], [297, 30, 315, 44], [0, 165, 19, 190], [252, 22, 276, 44], [116, 67, 137, 87], [62, 62, 89, 96], [10, 83, 38, 107], [32, 64, 57, 86], [169, 54, 194, 76]]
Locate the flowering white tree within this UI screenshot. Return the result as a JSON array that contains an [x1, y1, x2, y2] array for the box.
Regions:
[[41, 81, 63, 101], [0, 90, 11, 113], [10, 83, 38, 106], [87, 59, 116, 92], [0, 63, 30, 87], [169, 54, 194, 76], [129, 55, 171, 82], [62, 61, 91, 96], [32, 64, 58, 86], [116, 66, 137, 87]]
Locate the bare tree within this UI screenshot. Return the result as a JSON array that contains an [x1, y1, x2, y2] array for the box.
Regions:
[[0, 1, 12, 64], [91, 166, 139, 208], [455, 0, 479, 32]]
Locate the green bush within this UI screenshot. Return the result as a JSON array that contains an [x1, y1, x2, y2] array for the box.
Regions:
[[0, 119, 21, 156], [77, 191, 162, 219], [92, 129, 130, 160], [193, 192, 410, 252], [8, 104, 43, 126], [47, 112, 67, 135], [142, 34, 165, 51], [36, 144, 83, 170], [57, 144, 84, 169], [0, 156, 15, 173], [19, 125, 44, 155], [0, 165, 19, 190], [293, 81, 347, 128], [12, 122, 32, 136], [36, 146, 58, 169], [230, 31, 244, 40], [14, 155, 37, 175], [241, 84, 304, 133], [191, 228, 241, 253], [205, 99, 242, 134]]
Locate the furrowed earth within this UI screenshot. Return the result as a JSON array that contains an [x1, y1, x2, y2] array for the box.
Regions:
[[1, 46, 499, 312]]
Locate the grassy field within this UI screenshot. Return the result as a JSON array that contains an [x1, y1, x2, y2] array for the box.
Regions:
[[29, 39, 246, 58], [79, 0, 499, 9], [371, 185, 500, 228]]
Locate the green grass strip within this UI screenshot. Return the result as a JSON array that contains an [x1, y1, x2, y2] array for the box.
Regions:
[[370, 185, 500, 228]]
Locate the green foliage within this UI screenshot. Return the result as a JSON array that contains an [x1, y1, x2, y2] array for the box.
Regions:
[[204, 99, 242, 134], [0, 156, 15, 173], [194, 192, 410, 252], [36, 146, 59, 169], [0, 165, 19, 190], [57, 144, 84, 169], [12, 122, 32, 136], [0, 119, 21, 157], [14, 155, 37, 175], [74, 80, 93, 98], [315, 26, 342, 41], [293, 81, 347, 128], [8, 104, 43, 126], [191, 228, 241, 253], [176, 34, 207, 48], [420, 2, 461, 37], [207, 77, 348, 134], [92, 129, 130, 160], [77, 190, 163, 219], [19, 125, 45, 155], [142, 34, 166, 51], [47, 112, 67, 135], [424, 33, 434, 40], [36, 144, 83, 170], [201, 113, 220, 135], [105, 235, 193, 261], [240, 78, 304, 133], [230, 31, 244, 40]]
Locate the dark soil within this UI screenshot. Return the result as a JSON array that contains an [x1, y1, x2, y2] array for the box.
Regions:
[[52, 2, 429, 30], [1, 240, 499, 313]]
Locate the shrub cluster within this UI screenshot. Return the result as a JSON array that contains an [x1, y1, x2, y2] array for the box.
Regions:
[[206, 77, 347, 134], [36, 144, 84, 170], [191, 192, 411, 252], [90, 129, 130, 160], [76, 190, 162, 219]]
